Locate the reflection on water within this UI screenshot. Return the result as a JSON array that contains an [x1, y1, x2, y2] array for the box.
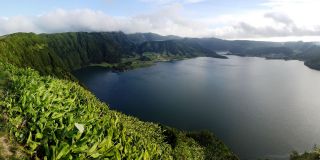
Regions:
[[74, 56, 320, 159]]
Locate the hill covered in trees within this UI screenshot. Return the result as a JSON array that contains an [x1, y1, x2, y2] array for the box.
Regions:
[[0, 63, 239, 159], [0, 32, 224, 79], [169, 37, 320, 71], [1, 31, 320, 159], [0, 32, 238, 159], [1, 31, 320, 76]]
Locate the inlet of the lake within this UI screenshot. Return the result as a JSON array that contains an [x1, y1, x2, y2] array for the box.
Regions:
[[73, 55, 320, 160]]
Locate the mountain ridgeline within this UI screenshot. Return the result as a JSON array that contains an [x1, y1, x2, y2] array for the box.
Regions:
[[0, 32, 240, 160], [137, 39, 226, 58], [1, 32, 320, 78], [0, 32, 224, 78], [171, 37, 320, 69], [1, 31, 320, 159]]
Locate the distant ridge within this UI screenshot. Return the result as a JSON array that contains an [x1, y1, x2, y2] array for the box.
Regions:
[[0, 32, 224, 78], [0, 31, 320, 79]]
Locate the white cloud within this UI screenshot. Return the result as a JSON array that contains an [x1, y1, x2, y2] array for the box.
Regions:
[[205, 0, 320, 41], [0, 0, 320, 41], [184, 0, 205, 3], [139, 0, 205, 4], [264, 12, 294, 26], [0, 6, 212, 37], [0, 16, 38, 34]]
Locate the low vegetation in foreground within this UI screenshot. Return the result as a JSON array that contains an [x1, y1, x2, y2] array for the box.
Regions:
[[0, 63, 238, 159], [1, 31, 320, 159], [289, 147, 320, 160], [0, 31, 237, 159]]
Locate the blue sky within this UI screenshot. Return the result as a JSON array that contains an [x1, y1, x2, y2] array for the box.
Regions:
[[1, 0, 148, 16], [0, 0, 320, 41], [0, 0, 265, 17]]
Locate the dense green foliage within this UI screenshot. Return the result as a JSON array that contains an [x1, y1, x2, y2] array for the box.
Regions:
[[0, 32, 134, 78], [0, 32, 224, 79], [0, 63, 238, 159], [137, 40, 226, 59], [127, 33, 180, 44], [177, 37, 320, 70], [298, 46, 320, 70], [290, 147, 320, 160], [1, 31, 319, 159], [186, 131, 238, 160], [1, 31, 319, 76], [89, 53, 187, 71]]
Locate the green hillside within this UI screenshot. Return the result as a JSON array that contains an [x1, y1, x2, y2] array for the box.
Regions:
[[0, 63, 238, 160], [127, 33, 181, 44], [290, 147, 320, 160], [137, 39, 227, 59], [0, 32, 133, 79], [0, 32, 224, 79], [0, 32, 238, 159]]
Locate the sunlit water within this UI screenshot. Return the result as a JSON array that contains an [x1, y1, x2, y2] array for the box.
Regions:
[[74, 55, 320, 159]]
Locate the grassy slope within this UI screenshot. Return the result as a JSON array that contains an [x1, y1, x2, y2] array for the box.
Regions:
[[0, 63, 238, 159], [290, 148, 320, 160]]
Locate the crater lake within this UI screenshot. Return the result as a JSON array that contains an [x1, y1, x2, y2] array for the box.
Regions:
[[74, 55, 320, 159]]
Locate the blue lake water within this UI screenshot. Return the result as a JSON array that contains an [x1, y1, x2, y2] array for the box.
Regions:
[[74, 55, 320, 159]]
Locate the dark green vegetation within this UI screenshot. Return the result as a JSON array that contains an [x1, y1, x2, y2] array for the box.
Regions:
[[290, 147, 320, 160], [178, 38, 320, 71], [1, 32, 320, 76], [136, 39, 226, 59], [0, 63, 238, 159], [89, 53, 188, 71], [126, 32, 181, 44], [0, 32, 224, 79], [128, 33, 320, 73], [229, 41, 320, 65], [1, 31, 320, 159], [0, 32, 238, 159]]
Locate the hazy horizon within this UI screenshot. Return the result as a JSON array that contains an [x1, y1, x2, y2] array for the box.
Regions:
[[2, 31, 320, 44]]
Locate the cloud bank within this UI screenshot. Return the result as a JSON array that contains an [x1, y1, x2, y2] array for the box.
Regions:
[[0, 0, 320, 41], [0, 5, 210, 37], [139, 0, 205, 4]]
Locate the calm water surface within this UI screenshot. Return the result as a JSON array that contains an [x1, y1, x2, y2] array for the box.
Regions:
[[74, 56, 320, 159]]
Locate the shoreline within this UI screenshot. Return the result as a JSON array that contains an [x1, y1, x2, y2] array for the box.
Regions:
[[227, 53, 320, 72], [81, 54, 227, 72]]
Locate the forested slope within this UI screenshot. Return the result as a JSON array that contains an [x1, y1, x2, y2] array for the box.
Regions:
[[0, 32, 238, 159], [0, 32, 224, 78], [0, 62, 238, 160], [1, 31, 319, 159]]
